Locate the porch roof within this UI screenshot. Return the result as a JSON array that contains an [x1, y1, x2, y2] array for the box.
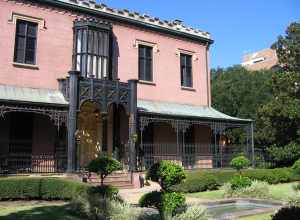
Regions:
[[0, 84, 68, 106], [137, 99, 252, 123]]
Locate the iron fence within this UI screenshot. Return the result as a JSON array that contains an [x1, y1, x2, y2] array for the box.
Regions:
[[139, 143, 254, 170], [0, 153, 67, 174]]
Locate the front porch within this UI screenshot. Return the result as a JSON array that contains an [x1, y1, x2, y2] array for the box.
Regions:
[[0, 76, 255, 174]]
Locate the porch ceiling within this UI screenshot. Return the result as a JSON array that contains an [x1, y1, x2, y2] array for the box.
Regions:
[[0, 84, 68, 106], [137, 99, 252, 123]]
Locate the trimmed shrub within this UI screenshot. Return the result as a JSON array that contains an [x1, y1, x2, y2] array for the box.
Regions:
[[173, 206, 210, 220], [230, 176, 252, 190], [272, 206, 300, 220], [230, 155, 251, 174], [146, 161, 186, 191], [40, 178, 88, 200], [87, 185, 120, 200], [173, 168, 297, 193], [170, 174, 218, 193], [292, 159, 300, 174], [292, 183, 300, 192], [0, 177, 41, 200], [87, 155, 122, 185], [0, 177, 89, 201], [139, 191, 185, 218]]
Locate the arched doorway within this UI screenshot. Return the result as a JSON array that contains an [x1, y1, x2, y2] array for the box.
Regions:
[[77, 102, 102, 168]]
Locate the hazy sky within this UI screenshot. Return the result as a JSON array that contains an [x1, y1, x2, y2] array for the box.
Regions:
[[98, 0, 299, 68]]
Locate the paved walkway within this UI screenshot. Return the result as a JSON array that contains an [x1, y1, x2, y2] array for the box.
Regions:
[[119, 181, 161, 204]]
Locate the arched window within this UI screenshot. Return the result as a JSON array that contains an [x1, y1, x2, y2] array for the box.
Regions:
[[73, 19, 111, 79]]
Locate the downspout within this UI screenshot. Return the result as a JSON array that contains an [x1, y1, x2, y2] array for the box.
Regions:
[[205, 43, 211, 107]]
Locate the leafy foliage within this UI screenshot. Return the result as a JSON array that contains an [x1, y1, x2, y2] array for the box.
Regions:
[[230, 156, 251, 174], [229, 176, 252, 190], [292, 158, 300, 175], [146, 161, 186, 191], [87, 155, 122, 185], [271, 22, 300, 72], [173, 206, 210, 220], [223, 180, 270, 199]]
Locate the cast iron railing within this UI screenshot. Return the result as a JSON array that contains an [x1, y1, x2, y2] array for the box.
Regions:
[[139, 143, 254, 170], [0, 153, 67, 174]]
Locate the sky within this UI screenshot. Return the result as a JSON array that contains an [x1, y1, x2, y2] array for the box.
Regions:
[[98, 0, 299, 68]]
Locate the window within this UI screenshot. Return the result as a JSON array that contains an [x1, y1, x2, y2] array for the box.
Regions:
[[74, 21, 111, 79], [14, 20, 38, 65], [138, 45, 153, 81], [180, 54, 193, 87]]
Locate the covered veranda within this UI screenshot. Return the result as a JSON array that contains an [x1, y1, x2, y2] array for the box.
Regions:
[[137, 100, 254, 170]]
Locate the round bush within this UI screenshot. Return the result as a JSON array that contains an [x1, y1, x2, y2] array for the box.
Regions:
[[292, 159, 300, 174], [272, 206, 300, 220], [230, 176, 252, 190], [146, 160, 186, 191], [87, 155, 122, 185], [230, 156, 251, 173]]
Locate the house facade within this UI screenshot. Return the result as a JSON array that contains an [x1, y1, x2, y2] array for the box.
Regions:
[[0, 0, 254, 174]]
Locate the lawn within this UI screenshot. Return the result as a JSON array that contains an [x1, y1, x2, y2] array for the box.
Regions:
[[0, 201, 80, 220], [187, 182, 297, 201], [238, 212, 273, 220]]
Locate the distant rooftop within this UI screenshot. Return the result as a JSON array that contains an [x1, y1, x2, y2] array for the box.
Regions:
[[50, 0, 212, 43]]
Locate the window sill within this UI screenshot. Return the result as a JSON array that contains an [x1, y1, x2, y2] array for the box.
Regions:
[[12, 62, 39, 70], [181, 86, 196, 91], [138, 80, 156, 86]]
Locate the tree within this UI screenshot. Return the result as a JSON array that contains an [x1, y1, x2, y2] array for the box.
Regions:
[[211, 65, 273, 145], [230, 155, 251, 175], [259, 22, 300, 167], [271, 22, 300, 72], [87, 155, 122, 185]]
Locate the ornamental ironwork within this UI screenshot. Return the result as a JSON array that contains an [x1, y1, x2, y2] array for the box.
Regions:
[[0, 104, 67, 127]]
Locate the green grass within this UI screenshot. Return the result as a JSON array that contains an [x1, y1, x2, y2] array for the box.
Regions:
[[238, 212, 273, 220], [187, 182, 298, 201], [0, 201, 80, 220]]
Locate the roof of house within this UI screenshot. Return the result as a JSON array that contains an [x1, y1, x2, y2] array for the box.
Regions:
[[137, 99, 252, 123], [38, 0, 213, 44], [0, 84, 68, 106]]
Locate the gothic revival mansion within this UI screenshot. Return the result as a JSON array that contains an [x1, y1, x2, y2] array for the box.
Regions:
[[0, 0, 254, 177]]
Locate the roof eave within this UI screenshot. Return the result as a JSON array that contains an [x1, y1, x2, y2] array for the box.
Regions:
[[34, 0, 214, 45]]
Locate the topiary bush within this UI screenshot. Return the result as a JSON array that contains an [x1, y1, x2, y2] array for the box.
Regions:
[[146, 160, 186, 192], [272, 206, 300, 220], [139, 191, 185, 218], [0, 177, 89, 201], [87, 155, 122, 185], [141, 161, 186, 219], [230, 155, 251, 174], [229, 176, 252, 190]]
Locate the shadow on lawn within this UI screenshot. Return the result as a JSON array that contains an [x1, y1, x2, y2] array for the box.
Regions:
[[0, 204, 80, 220]]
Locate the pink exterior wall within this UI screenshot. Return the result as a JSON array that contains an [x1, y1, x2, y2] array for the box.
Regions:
[[0, 0, 210, 106]]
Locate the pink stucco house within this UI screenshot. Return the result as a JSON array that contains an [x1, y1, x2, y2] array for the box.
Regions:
[[0, 0, 254, 177]]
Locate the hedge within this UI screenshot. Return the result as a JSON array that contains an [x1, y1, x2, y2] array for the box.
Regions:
[[0, 177, 90, 201], [171, 168, 300, 193]]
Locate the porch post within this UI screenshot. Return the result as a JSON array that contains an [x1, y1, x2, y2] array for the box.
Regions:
[[128, 79, 138, 171], [67, 70, 80, 172], [250, 122, 255, 168]]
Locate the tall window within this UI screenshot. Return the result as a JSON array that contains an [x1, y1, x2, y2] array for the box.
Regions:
[[74, 21, 111, 79], [180, 54, 193, 87], [14, 20, 38, 65], [138, 45, 153, 81]]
